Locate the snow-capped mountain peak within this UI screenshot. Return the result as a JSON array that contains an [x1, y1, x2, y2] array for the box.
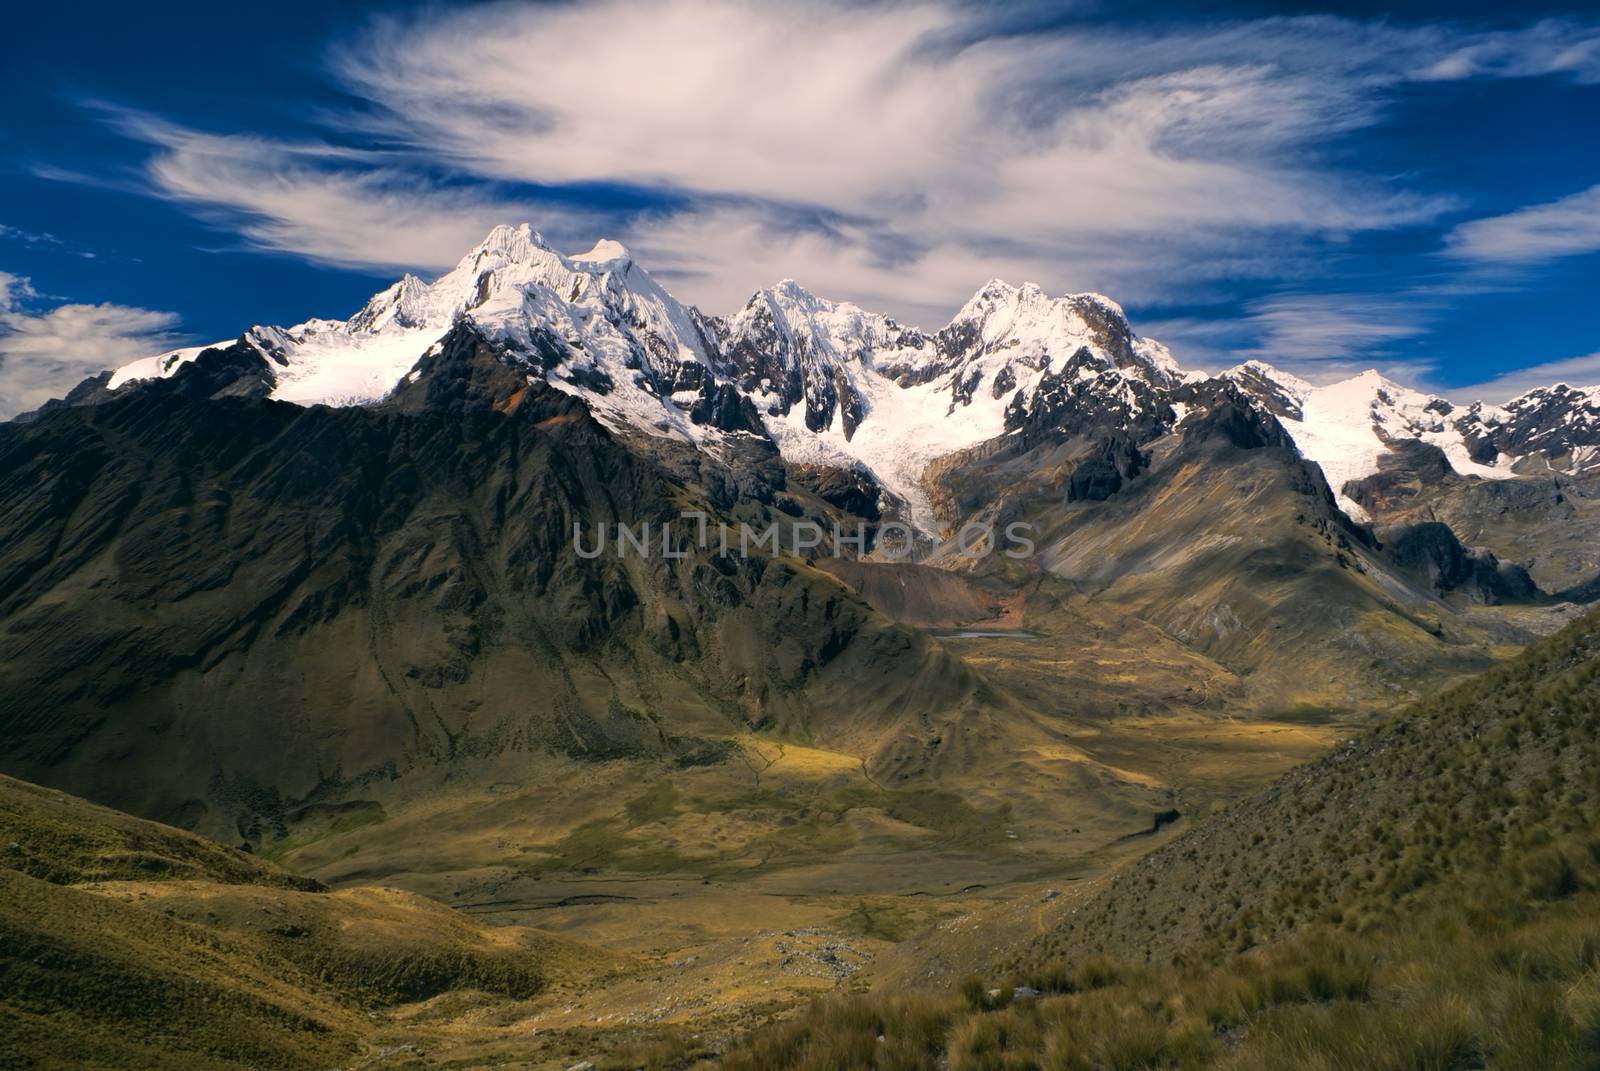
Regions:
[[1225, 363, 1516, 520], [462, 221, 554, 267], [86, 229, 1270, 531], [944, 279, 1185, 391], [1225, 360, 1312, 406], [568, 237, 633, 269], [1455, 382, 1600, 475], [91, 223, 1600, 537], [347, 273, 430, 334]]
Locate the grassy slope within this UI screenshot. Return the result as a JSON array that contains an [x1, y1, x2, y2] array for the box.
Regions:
[[682, 606, 1600, 1070], [0, 773, 318, 888], [0, 773, 605, 1070], [1029, 604, 1600, 966]]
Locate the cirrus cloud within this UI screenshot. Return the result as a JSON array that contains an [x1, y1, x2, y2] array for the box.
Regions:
[[101, 110, 605, 273], [37, 1, 1600, 372], [0, 271, 185, 419], [323, 0, 1456, 318], [1446, 350, 1600, 403], [76, 0, 1491, 329], [1446, 183, 1600, 266]]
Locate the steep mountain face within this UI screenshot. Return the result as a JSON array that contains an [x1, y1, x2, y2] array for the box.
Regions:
[[922, 378, 1535, 712], [715, 279, 921, 438], [1216, 362, 1600, 598], [1226, 361, 1600, 514], [1222, 363, 1514, 520], [0, 327, 1023, 839], [1349, 450, 1600, 594], [705, 278, 1192, 534], [1455, 382, 1600, 471]]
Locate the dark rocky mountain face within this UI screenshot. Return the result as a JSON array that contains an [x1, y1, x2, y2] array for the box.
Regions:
[[919, 379, 1563, 713], [1374, 522, 1541, 604], [1222, 360, 1305, 422], [1347, 437, 1600, 594], [715, 292, 867, 436], [1001, 347, 1175, 445], [17, 338, 278, 421], [1455, 383, 1600, 466], [0, 327, 1005, 840]]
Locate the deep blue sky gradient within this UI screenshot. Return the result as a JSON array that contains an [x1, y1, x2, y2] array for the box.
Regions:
[[3, 0, 1598, 395]]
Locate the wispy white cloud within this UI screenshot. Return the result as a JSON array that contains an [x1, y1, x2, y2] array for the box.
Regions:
[[319, 1, 1457, 319], [1446, 350, 1600, 403], [101, 110, 605, 273], [0, 223, 99, 260], [1413, 20, 1600, 83], [1239, 293, 1430, 364], [1145, 292, 1435, 382], [50, 1, 1511, 328], [1445, 183, 1600, 266], [632, 201, 1321, 328], [0, 224, 64, 247], [333, 5, 1438, 235], [0, 271, 183, 419], [37, 2, 1600, 356], [0, 273, 28, 309]]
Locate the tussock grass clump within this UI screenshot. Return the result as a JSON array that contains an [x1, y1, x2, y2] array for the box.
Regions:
[[708, 886, 1600, 1070], [716, 994, 957, 1071]]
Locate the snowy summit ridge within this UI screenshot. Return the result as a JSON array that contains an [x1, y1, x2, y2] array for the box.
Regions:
[[102, 224, 1599, 532]]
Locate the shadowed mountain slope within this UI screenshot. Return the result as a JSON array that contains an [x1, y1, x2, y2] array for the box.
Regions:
[[0, 326, 1041, 842], [921, 379, 1554, 714]]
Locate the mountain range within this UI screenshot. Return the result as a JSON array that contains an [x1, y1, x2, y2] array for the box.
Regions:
[[4, 223, 1598, 844], [7, 223, 1600, 1069], [43, 224, 1600, 541]]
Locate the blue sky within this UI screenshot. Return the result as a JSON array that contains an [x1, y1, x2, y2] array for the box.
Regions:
[[2, 0, 1599, 417]]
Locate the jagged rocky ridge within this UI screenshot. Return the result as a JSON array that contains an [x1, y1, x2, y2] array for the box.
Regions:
[[43, 224, 1599, 544]]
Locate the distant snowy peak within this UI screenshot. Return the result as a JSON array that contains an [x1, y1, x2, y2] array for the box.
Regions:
[[1455, 383, 1600, 473], [110, 223, 734, 438], [1224, 360, 1311, 420], [346, 274, 430, 334], [87, 226, 1222, 534], [710, 279, 1186, 531], [939, 280, 1186, 392], [107, 341, 233, 391], [1229, 361, 1600, 489], [106, 225, 1178, 443], [715, 280, 928, 438], [1225, 362, 1518, 520], [408, 222, 719, 375]]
